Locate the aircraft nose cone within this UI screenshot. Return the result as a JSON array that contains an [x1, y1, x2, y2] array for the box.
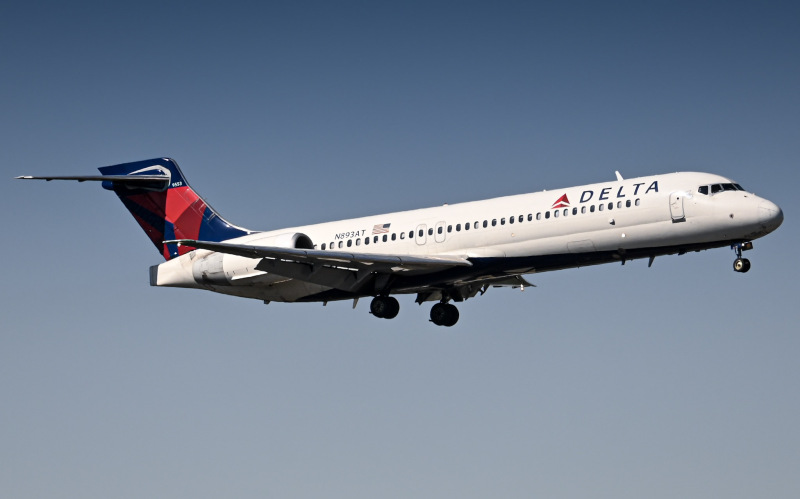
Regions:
[[759, 200, 784, 231]]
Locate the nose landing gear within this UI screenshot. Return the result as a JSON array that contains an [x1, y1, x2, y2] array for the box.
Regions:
[[732, 242, 753, 273], [733, 258, 751, 273]]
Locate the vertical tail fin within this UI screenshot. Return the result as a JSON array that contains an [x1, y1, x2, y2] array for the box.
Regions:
[[99, 158, 250, 260]]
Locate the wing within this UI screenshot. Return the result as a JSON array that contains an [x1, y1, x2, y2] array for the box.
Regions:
[[166, 238, 472, 293], [412, 274, 535, 303], [167, 239, 472, 269]]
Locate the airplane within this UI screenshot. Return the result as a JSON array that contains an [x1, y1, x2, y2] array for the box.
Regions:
[[17, 157, 783, 326]]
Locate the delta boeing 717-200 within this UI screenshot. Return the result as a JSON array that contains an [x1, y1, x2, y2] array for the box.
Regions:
[[18, 157, 783, 326]]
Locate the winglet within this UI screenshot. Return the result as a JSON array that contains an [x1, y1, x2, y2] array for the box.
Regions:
[[615, 171, 624, 181]]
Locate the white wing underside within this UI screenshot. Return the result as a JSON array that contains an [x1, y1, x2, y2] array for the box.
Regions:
[[166, 239, 533, 297]]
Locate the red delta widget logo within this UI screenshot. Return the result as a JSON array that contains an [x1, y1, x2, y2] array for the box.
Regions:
[[551, 194, 570, 209], [552, 181, 660, 208]]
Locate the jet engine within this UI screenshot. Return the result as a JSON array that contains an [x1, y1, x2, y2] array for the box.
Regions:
[[190, 232, 314, 286]]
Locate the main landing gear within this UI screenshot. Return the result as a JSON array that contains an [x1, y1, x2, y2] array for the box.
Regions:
[[369, 295, 460, 326], [732, 242, 753, 273], [430, 302, 459, 327], [370, 295, 399, 319]]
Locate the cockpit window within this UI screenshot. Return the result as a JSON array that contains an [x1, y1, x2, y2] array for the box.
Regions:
[[700, 182, 746, 195]]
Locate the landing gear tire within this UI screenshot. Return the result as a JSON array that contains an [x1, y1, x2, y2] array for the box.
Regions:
[[430, 302, 459, 327], [370, 296, 399, 319], [733, 258, 751, 273]]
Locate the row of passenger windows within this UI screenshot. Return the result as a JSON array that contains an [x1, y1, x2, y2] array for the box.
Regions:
[[697, 183, 745, 195], [320, 198, 642, 250]]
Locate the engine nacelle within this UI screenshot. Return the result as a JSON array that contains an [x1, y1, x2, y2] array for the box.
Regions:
[[190, 232, 315, 286], [245, 232, 315, 249]]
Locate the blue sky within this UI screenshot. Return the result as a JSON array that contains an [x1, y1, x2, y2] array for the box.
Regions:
[[2, 1, 799, 498]]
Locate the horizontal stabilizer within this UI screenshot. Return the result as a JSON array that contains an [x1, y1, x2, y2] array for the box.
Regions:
[[16, 174, 170, 189]]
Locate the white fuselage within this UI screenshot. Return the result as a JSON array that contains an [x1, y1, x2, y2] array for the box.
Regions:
[[152, 171, 783, 303]]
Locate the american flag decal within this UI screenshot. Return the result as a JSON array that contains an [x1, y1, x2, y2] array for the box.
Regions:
[[372, 223, 391, 234]]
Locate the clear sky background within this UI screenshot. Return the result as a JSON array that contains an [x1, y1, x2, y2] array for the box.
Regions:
[[2, 1, 799, 498]]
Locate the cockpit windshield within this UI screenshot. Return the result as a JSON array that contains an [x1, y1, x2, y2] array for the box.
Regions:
[[697, 183, 745, 195]]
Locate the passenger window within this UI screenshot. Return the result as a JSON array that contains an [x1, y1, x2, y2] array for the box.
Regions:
[[501, 218, 506, 225], [356, 238, 361, 246], [536, 213, 542, 220], [428, 228, 433, 236], [698, 185, 709, 195], [383, 234, 388, 242], [392, 233, 397, 241], [563, 209, 568, 216], [509, 216, 514, 224], [338, 241, 343, 248], [465, 223, 470, 231], [527, 214, 533, 221], [409, 231, 414, 239], [365, 237, 370, 245], [418, 229, 423, 237], [374, 236, 379, 243], [400, 232, 405, 239], [581, 206, 586, 214], [616, 201, 622, 209], [554, 210, 559, 218], [347, 240, 352, 247], [321, 243, 326, 250], [625, 200, 631, 208], [437, 226, 443, 234], [599, 204, 604, 212], [545, 211, 550, 219], [483, 220, 488, 228], [447, 225, 452, 233], [608, 202, 613, 210], [456, 223, 461, 231], [474, 221, 479, 229], [572, 207, 578, 215], [492, 219, 497, 226], [590, 205, 595, 213], [635, 198, 641, 206]]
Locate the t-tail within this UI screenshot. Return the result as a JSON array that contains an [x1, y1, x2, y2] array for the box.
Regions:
[[18, 158, 250, 260]]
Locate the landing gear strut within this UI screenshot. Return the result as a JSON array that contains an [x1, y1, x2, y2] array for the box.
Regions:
[[430, 302, 459, 327], [732, 242, 752, 273], [370, 295, 399, 319]]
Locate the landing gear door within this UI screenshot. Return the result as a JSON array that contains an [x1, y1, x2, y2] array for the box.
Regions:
[[670, 192, 685, 222]]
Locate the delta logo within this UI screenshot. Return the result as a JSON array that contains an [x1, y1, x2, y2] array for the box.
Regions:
[[549, 181, 660, 209], [551, 194, 570, 209]]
